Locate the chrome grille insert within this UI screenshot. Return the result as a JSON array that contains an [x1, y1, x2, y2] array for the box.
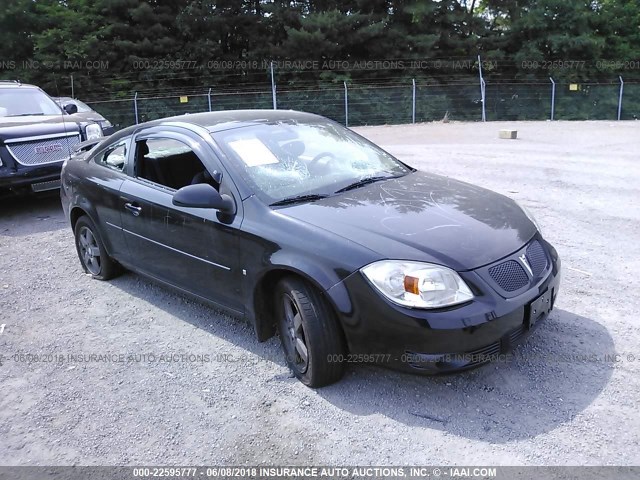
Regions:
[[6, 133, 81, 166]]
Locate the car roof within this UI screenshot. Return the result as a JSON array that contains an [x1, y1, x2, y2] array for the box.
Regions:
[[0, 81, 40, 89], [121, 109, 327, 136], [94, 109, 331, 152]]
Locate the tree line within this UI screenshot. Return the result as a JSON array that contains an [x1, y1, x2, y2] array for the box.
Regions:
[[0, 0, 638, 125]]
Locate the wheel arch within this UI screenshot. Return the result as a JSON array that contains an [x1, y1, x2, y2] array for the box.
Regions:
[[251, 265, 352, 345], [68, 204, 115, 256], [70, 206, 88, 230]]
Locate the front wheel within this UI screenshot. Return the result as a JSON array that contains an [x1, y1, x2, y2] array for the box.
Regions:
[[275, 276, 346, 387], [74, 216, 120, 280]]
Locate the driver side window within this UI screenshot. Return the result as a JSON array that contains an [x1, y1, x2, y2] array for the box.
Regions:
[[134, 138, 219, 191]]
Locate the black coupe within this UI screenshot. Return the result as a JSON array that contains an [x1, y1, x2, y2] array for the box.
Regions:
[[60, 110, 561, 387]]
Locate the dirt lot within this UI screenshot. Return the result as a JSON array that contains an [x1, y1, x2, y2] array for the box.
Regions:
[[1, 120, 639, 466]]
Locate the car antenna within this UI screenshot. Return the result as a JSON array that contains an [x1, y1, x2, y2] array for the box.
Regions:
[[55, 81, 74, 161]]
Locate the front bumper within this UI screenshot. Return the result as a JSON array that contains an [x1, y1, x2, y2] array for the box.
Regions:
[[0, 129, 81, 194], [0, 143, 64, 194], [332, 237, 561, 374], [0, 162, 63, 193]]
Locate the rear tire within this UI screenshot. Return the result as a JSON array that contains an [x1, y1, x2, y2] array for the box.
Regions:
[[74, 216, 120, 280], [275, 276, 346, 387]]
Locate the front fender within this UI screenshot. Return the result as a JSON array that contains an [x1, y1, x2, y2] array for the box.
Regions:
[[248, 253, 356, 342]]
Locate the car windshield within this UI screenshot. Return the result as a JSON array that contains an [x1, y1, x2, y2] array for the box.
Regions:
[[212, 120, 411, 204], [0, 88, 62, 117]]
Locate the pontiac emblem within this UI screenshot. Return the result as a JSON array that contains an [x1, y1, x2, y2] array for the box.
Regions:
[[35, 143, 63, 154], [519, 253, 533, 276]]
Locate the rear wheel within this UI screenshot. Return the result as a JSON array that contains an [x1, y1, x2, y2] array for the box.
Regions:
[[275, 276, 346, 387], [74, 216, 120, 280]]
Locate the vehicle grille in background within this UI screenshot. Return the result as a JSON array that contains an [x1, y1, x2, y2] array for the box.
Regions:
[[31, 180, 61, 192], [488, 260, 529, 292], [7, 134, 81, 166], [525, 240, 548, 276]]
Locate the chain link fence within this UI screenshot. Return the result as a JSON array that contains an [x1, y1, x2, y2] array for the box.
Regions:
[[85, 76, 640, 131]]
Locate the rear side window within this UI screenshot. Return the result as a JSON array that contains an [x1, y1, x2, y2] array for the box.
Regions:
[[96, 141, 128, 172]]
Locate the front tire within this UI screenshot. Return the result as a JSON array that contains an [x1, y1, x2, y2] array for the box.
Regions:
[[275, 276, 346, 387], [74, 216, 120, 280]]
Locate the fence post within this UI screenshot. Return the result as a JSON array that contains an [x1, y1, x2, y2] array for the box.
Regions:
[[478, 55, 486, 122], [134, 91, 139, 125], [344, 81, 349, 127], [549, 77, 556, 121], [208, 88, 212, 112], [270, 61, 277, 110], [412, 78, 416, 124], [618, 76, 624, 121]]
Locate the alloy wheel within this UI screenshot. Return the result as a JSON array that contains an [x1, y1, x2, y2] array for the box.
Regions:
[[78, 226, 101, 276], [282, 293, 309, 374]]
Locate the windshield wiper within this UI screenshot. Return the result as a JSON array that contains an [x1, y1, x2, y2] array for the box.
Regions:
[[334, 175, 397, 193], [6, 113, 46, 117], [270, 193, 329, 207]]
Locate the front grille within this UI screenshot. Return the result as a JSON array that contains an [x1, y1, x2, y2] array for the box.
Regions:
[[525, 240, 548, 276], [509, 324, 527, 344], [487, 240, 549, 293], [7, 134, 81, 166], [466, 339, 502, 361], [488, 260, 529, 292]]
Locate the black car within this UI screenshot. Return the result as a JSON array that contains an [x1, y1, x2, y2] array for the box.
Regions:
[[60, 110, 561, 387], [53, 97, 116, 136], [0, 81, 104, 196]]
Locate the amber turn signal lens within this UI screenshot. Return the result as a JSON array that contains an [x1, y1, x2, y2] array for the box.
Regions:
[[403, 275, 420, 295]]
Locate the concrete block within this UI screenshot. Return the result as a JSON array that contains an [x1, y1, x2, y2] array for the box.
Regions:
[[499, 129, 518, 139]]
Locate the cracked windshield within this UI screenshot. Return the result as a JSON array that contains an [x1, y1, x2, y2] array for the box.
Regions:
[[214, 121, 410, 203]]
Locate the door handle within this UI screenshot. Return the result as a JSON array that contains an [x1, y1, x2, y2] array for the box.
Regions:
[[124, 202, 142, 216]]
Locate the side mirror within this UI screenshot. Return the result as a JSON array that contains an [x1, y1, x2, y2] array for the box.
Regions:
[[63, 103, 78, 115], [172, 183, 236, 214]]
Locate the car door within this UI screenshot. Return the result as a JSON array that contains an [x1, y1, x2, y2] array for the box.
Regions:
[[118, 127, 244, 314], [84, 137, 131, 261]]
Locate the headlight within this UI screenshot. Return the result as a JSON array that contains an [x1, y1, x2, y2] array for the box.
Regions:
[[85, 123, 103, 140], [361, 260, 474, 309], [517, 202, 542, 233]]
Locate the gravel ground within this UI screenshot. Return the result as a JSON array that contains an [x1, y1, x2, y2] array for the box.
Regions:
[[1, 120, 639, 466]]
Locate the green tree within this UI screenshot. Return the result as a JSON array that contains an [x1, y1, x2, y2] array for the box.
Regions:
[[481, 0, 606, 79], [0, 0, 38, 80], [598, 0, 640, 61]]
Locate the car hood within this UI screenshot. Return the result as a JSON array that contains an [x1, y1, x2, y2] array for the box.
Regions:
[[278, 171, 537, 271], [67, 112, 106, 123], [0, 115, 81, 141]]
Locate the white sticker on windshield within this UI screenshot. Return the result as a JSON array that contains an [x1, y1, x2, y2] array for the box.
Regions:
[[228, 138, 279, 167]]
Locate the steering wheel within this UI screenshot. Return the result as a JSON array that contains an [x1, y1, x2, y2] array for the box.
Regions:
[[309, 152, 336, 168]]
